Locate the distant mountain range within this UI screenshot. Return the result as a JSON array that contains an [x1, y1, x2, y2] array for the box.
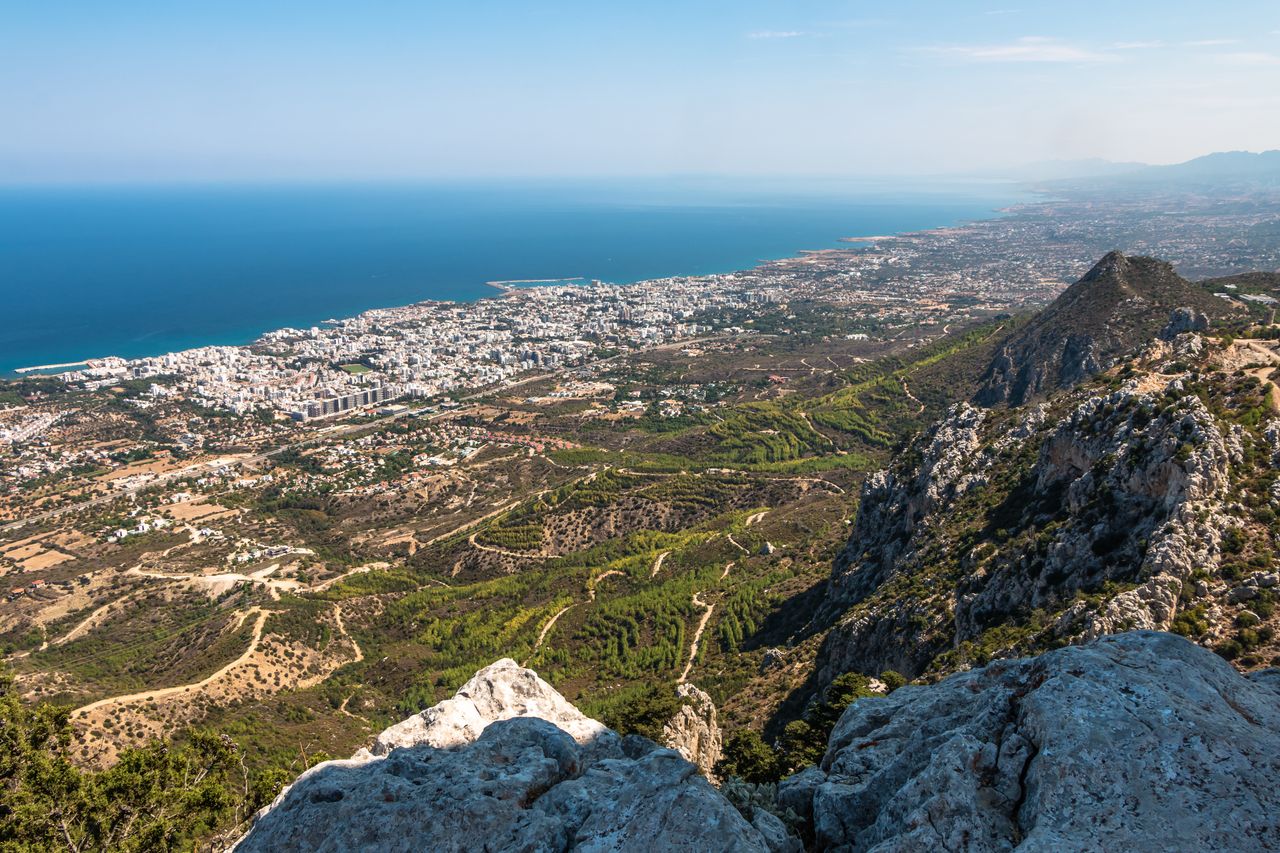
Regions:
[[1032, 149, 1280, 191]]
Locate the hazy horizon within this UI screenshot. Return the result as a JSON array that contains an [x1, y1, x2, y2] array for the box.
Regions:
[[4, 1, 1279, 184]]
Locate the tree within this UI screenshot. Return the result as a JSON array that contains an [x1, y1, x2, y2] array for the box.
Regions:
[[716, 730, 784, 784], [717, 671, 880, 784], [599, 684, 683, 742], [0, 669, 286, 851]]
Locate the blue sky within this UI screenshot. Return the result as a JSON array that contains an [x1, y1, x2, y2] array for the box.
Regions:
[[3, 1, 1278, 182]]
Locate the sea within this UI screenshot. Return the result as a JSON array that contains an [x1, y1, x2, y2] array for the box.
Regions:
[[0, 178, 1026, 375]]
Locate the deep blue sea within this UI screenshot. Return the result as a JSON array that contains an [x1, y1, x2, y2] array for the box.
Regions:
[[0, 179, 1024, 374]]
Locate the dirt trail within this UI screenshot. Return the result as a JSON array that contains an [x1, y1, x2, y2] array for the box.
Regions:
[[333, 604, 363, 664], [900, 377, 925, 414], [311, 565, 373, 592], [726, 534, 750, 555], [1248, 365, 1280, 412], [338, 691, 371, 725], [524, 605, 574, 665], [1223, 340, 1280, 412], [589, 570, 624, 601], [679, 592, 715, 684], [523, 563, 629, 664], [424, 469, 600, 551], [745, 511, 768, 527], [649, 551, 670, 579], [71, 607, 270, 717], [757, 475, 845, 495], [51, 596, 130, 647]]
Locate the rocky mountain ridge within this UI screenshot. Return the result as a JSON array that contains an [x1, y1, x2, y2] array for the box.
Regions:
[[811, 247, 1280, 689], [237, 634, 1280, 851], [235, 659, 789, 852], [815, 323, 1280, 686]]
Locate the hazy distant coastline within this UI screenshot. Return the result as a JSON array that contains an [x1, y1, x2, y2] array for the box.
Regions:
[[1, 182, 1024, 376]]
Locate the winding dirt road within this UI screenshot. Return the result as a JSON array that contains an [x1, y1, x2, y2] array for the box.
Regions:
[[71, 607, 270, 718], [649, 551, 670, 578], [679, 592, 715, 684], [524, 604, 574, 665]]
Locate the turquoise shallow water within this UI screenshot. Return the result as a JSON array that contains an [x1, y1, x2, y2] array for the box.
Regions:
[[0, 179, 1024, 374]]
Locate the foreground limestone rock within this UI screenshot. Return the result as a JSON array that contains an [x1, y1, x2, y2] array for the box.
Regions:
[[236, 659, 778, 852], [781, 632, 1280, 852], [661, 682, 723, 780], [367, 657, 615, 755]]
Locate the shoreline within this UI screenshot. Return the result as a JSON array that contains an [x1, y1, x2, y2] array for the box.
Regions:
[[14, 361, 90, 375], [3, 199, 1022, 379]]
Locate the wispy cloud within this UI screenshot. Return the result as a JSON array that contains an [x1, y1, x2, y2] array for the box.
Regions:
[[1215, 51, 1280, 66], [985, 9, 1020, 15], [926, 36, 1112, 63], [1185, 38, 1239, 47], [747, 30, 804, 40], [1113, 40, 1164, 50]]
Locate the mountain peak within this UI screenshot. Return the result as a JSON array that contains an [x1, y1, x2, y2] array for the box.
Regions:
[[975, 252, 1237, 406], [1080, 249, 1130, 279]]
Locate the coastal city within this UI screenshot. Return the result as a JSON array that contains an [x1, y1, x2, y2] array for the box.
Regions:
[[3, 184, 1280, 530]]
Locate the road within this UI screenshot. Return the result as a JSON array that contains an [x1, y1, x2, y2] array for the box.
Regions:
[[679, 592, 716, 684], [524, 604, 574, 666], [70, 607, 270, 718], [649, 550, 670, 579]]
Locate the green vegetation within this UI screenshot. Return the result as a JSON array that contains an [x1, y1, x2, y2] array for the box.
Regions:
[[716, 672, 883, 783], [0, 669, 286, 851], [20, 594, 255, 703], [592, 683, 687, 742]]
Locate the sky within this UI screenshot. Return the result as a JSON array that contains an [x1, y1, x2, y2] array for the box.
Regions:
[[3, 1, 1279, 183]]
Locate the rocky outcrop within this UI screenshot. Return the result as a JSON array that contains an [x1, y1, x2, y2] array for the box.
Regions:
[[825, 403, 990, 615], [976, 252, 1237, 406], [367, 657, 614, 756], [818, 375, 1237, 683], [1159, 306, 1209, 339], [783, 632, 1280, 852], [661, 683, 723, 780], [237, 660, 787, 852]]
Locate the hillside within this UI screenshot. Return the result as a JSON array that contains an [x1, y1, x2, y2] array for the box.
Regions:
[[1050, 149, 1280, 193], [814, 282, 1280, 696], [975, 251, 1240, 405], [6, 249, 1280, 850]]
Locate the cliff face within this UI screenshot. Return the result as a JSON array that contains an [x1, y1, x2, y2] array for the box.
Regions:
[[816, 322, 1280, 684], [781, 632, 1280, 852], [662, 683, 723, 780]]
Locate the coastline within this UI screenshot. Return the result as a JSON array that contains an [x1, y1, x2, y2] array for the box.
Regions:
[[14, 361, 89, 375], [3, 194, 1022, 377]]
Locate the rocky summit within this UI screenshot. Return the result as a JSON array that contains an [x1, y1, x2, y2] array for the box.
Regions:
[[235, 660, 787, 853], [783, 632, 1280, 852], [237, 634, 1280, 852]]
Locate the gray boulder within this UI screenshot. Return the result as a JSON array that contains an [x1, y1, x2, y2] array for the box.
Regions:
[[789, 631, 1280, 852], [1160, 306, 1210, 340], [236, 660, 778, 852]]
